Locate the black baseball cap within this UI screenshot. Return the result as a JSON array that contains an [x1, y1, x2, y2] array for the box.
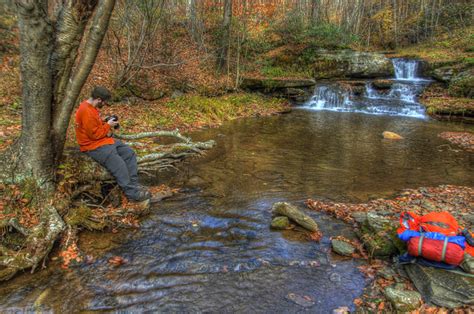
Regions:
[[91, 86, 111, 101]]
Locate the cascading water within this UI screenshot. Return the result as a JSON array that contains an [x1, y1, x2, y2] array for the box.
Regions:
[[304, 59, 431, 118], [393, 58, 418, 80], [306, 85, 352, 110]]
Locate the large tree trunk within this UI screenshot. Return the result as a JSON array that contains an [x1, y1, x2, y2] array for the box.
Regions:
[[14, 0, 55, 184], [0, 0, 117, 282], [5, 0, 117, 183]]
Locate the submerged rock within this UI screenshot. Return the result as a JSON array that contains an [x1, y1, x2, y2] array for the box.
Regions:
[[272, 202, 319, 232], [286, 293, 315, 307], [312, 50, 393, 79], [382, 131, 404, 140], [404, 263, 474, 308], [331, 239, 355, 256], [384, 284, 422, 312], [271, 216, 290, 230]]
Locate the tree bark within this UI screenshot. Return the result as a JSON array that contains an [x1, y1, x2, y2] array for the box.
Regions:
[[217, 0, 232, 72], [311, 0, 320, 24], [15, 0, 55, 184]]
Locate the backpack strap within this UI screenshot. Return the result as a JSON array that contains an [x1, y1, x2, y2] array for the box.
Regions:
[[418, 234, 425, 256], [441, 237, 449, 263]]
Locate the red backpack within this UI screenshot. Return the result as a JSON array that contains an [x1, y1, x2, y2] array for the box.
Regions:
[[398, 211, 460, 236], [398, 211, 467, 265]]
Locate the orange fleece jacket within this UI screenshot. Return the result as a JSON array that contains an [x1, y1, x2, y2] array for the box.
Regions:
[[75, 100, 114, 152]]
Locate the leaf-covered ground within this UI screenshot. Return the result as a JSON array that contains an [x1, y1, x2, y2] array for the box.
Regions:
[[438, 131, 474, 152], [307, 185, 474, 229]]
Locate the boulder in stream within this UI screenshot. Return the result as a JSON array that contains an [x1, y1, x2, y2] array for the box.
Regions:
[[331, 239, 355, 257], [404, 263, 474, 308], [372, 79, 393, 90], [272, 202, 319, 232]]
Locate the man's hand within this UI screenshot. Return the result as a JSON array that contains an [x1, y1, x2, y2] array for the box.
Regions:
[[107, 119, 119, 128]]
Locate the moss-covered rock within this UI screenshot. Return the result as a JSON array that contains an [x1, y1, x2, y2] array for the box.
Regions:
[[357, 211, 402, 258], [312, 50, 393, 79]]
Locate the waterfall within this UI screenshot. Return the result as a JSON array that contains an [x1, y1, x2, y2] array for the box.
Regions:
[[365, 83, 380, 99], [365, 82, 418, 104], [303, 58, 430, 119], [392, 58, 419, 80], [305, 86, 351, 110]]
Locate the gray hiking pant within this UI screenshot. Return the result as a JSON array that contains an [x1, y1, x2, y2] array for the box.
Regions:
[[86, 139, 141, 200]]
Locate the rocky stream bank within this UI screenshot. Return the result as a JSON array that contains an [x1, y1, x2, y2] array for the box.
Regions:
[[270, 185, 474, 311]]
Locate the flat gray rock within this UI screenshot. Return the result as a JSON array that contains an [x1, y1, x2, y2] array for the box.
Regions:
[[404, 263, 474, 308]]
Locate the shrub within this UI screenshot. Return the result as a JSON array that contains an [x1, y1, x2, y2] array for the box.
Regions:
[[304, 23, 359, 49]]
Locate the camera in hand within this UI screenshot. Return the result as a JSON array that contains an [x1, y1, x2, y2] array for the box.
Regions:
[[105, 114, 120, 129]]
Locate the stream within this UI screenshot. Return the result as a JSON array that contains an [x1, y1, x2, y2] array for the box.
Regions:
[[0, 61, 473, 313]]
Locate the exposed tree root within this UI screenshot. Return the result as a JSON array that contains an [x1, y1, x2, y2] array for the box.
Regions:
[[0, 205, 65, 281]]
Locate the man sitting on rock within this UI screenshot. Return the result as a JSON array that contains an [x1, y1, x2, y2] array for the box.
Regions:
[[75, 86, 151, 203]]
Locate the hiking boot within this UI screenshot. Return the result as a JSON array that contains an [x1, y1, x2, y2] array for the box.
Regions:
[[130, 190, 151, 202]]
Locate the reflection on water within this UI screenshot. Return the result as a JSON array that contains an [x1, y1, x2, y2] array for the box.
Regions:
[[0, 110, 472, 312]]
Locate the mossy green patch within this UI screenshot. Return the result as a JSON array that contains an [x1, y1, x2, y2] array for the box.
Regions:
[[160, 93, 288, 128]]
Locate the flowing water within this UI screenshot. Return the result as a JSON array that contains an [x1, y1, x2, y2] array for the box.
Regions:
[[0, 108, 473, 312], [305, 59, 431, 118]]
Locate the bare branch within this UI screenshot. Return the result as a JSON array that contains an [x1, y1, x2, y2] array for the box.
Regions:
[[115, 130, 192, 142]]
